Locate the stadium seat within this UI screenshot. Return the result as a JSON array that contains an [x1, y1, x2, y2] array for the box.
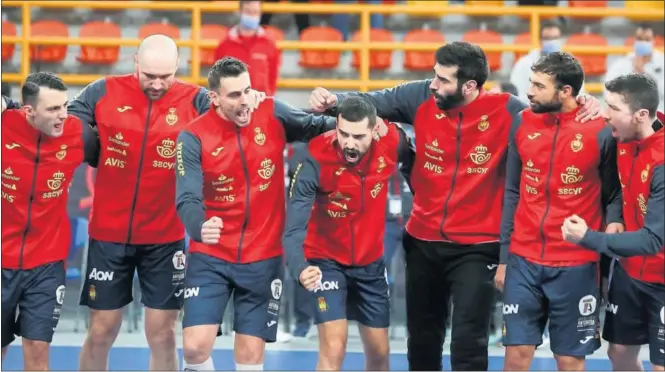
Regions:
[[30, 20, 69, 63], [262, 25, 285, 42], [403, 27, 445, 71], [513, 32, 533, 63], [466, 0, 503, 6], [77, 19, 121, 65], [569, 0, 608, 7], [625, 35, 665, 49], [1, 19, 16, 62], [138, 20, 180, 40], [351, 28, 394, 71], [298, 26, 344, 69], [566, 31, 608, 76], [462, 27, 503, 72], [199, 24, 228, 67]]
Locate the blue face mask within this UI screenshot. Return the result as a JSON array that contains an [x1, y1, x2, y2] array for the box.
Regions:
[[634, 40, 653, 57], [239, 14, 260, 30], [541, 39, 562, 54]]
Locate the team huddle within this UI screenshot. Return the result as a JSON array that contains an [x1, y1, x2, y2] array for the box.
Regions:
[[1, 34, 663, 372]]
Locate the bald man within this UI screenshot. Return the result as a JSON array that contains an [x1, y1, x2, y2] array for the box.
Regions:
[[69, 35, 218, 371]]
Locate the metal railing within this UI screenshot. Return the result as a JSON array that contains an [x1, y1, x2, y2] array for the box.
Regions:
[[1, 0, 662, 92]]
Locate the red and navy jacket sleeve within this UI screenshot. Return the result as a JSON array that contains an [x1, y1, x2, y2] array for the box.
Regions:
[[81, 123, 100, 167], [68, 78, 106, 127], [192, 87, 211, 114], [175, 130, 206, 242], [274, 99, 337, 143], [283, 148, 321, 281], [597, 127, 623, 225], [395, 123, 416, 190], [580, 165, 664, 257], [499, 98, 528, 264], [334, 80, 432, 123]]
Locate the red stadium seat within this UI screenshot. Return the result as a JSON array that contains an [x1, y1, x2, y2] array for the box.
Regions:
[[138, 21, 180, 40], [2, 19, 17, 62], [462, 28, 503, 72], [199, 24, 228, 67], [566, 31, 608, 76], [403, 27, 445, 72], [351, 28, 394, 71], [77, 19, 121, 65], [30, 20, 69, 63], [298, 26, 344, 69]]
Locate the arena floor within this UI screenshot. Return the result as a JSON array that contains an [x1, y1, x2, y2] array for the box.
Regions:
[[2, 332, 653, 370]]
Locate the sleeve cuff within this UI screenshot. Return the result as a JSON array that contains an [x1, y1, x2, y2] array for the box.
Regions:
[[579, 230, 601, 252], [499, 245, 510, 264]]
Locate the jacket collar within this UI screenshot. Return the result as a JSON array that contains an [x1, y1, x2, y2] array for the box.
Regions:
[[227, 25, 266, 41]]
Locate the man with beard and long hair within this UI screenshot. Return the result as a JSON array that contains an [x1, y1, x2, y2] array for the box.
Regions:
[[497, 52, 623, 371], [307, 42, 602, 371]]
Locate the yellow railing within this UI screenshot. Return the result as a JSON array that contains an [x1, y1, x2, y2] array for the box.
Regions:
[[1, 1, 663, 93]]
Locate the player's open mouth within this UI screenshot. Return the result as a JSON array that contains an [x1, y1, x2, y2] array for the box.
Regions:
[[54, 123, 63, 131], [237, 108, 249, 121], [344, 150, 359, 162]]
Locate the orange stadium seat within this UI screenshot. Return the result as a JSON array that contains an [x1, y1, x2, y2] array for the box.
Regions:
[[625, 35, 665, 49], [513, 32, 532, 63], [77, 20, 121, 65], [138, 21, 180, 40], [30, 20, 69, 63], [403, 27, 445, 71], [262, 25, 285, 42], [2, 19, 16, 62], [351, 28, 394, 71], [298, 26, 344, 69], [462, 28, 503, 72], [466, 0, 503, 6], [569, 0, 608, 8], [566, 31, 608, 76], [199, 24, 228, 67]]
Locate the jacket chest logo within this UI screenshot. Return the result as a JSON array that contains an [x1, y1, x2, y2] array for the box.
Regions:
[[5, 143, 20, 150], [165, 108, 178, 126], [527, 132, 541, 140], [561, 166, 583, 185], [570, 133, 584, 153], [478, 115, 489, 132], [377, 157, 386, 173], [469, 145, 491, 165], [641, 164, 650, 183], [254, 127, 266, 146], [55, 144, 67, 160], [637, 193, 647, 215], [156, 138, 176, 159], [258, 158, 275, 180], [370, 182, 384, 198], [619, 148, 627, 156], [47, 171, 66, 191]]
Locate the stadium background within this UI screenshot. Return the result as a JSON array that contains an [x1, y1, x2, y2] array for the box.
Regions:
[[0, 0, 663, 370]]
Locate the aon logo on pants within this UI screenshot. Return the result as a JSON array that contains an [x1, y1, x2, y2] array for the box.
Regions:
[[184, 287, 200, 299], [89, 268, 114, 281]]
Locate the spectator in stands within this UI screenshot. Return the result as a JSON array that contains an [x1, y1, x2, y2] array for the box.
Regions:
[[509, 21, 585, 102], [213, 0, 280, 96], [261, 0, 311, 34], [332, 0, 383, 41], [605, 24, 664, 111]]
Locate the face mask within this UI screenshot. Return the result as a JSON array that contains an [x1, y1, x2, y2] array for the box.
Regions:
[[541, 39, 562, 54], [239, 14, 260, 30], [634, 40, 653, 57]]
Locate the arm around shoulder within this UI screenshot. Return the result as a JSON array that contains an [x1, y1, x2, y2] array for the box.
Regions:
[[68, 78, 107, 128], [175, 130, 206, 242]]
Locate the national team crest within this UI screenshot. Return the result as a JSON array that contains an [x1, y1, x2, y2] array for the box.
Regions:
[[165, 108, 178, 126]]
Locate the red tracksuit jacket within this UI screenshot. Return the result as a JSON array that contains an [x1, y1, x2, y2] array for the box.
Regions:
[[500, 107, 622, 265], [175, 98, 336, 263], [213, 26, 280, 96], [68, 74, 209, 245], [282, 123, 414, 277], [1, 108, 98, 269], [335, 83, 527, 245], [580, 115, 664, 284]]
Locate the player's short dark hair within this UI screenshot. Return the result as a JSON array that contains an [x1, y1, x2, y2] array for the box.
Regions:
[[605, 73, 659, 118], [531, 51, 584, 97], [337, 96, 377, 129], [208, 57, 248, 91], [636, 23, 654, 33], [21, 72, 67, 107], [435, 41, 489, 88]]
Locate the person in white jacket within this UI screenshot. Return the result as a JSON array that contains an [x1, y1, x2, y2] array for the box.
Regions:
[[605, 24, 664, 111], [510, 22, 588, 103]]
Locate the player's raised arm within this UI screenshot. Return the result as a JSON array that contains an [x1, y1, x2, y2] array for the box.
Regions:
[[68, 78, 106, 128], [274, 98, 337, 143], [175, 130, 206, 243], [309, 80, 431, 124]]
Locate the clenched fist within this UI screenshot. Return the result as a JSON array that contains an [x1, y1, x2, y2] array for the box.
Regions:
[[299, 266, 322, 291], [201, 216, 223, 245], [248, 89, 267, 113], [309, 87, 338, 113]]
